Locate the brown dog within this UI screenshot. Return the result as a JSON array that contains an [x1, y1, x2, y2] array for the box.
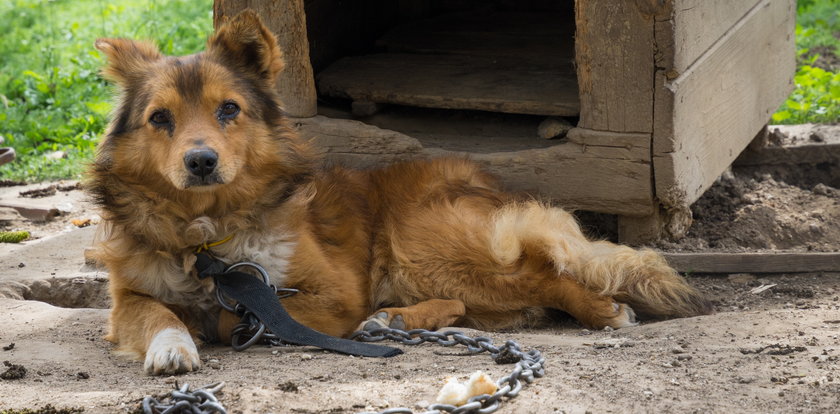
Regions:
[[88, 10, 711, 375]]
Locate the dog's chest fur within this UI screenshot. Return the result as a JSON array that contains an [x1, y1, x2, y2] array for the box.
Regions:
[[205, 229, 298, 288]]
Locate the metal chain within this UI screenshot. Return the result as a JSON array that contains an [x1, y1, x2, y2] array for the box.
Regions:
[[218, 261, 546, 414], [350, 328, 546, 414], [142, 382, 227, 414]]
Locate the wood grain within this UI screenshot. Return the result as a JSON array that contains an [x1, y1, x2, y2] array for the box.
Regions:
[[294, 117, 655, 216], [574, 0, 655, 133], [317, 54, 579, 116], [664, 252, 840, 274], [671, 0, 763, 73], [653, 0, 796, 209]]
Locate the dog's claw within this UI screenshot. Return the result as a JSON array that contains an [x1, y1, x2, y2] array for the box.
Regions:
[[359, 311, 405, 332], [609, 303, 639, 328], [389, 314, 405, 330], [362, 319, 387, 332]]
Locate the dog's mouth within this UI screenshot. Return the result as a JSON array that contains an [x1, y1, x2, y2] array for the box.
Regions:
[[183, 173, 225, 189]]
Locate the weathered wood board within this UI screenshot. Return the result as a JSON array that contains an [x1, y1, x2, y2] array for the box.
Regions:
[[653, 0, 796, 209], [317, 54, 579, 116], [664, 252, 840, 274], [574, 0, 655, 134], [670, 0, 763, 74], [294, 116, 654, 216]]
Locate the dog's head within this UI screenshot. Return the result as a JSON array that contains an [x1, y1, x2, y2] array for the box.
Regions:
[[94, 10, 311, 195]]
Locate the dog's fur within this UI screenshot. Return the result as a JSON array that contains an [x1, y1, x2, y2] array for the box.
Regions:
[[89, 11, 712, 375]]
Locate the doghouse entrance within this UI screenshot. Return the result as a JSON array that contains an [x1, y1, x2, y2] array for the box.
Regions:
[[308, 1, 578, 118]]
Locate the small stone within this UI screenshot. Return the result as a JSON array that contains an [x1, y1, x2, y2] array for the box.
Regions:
[[809, 131, 827, 142], [728, 273, 757, 284], [207, 359, 221, 369], [300, 353, 313, 360], [278, 381, 299, 392], [537, 117, 574, 139], [813, 183, 837, 196]]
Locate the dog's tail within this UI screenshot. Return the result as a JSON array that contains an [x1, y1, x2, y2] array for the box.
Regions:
[[571, 241, 713, 318], [489, 201, 713, 318]]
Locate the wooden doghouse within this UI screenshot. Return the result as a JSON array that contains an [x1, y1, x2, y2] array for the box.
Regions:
[[213, 0, 795, 242]]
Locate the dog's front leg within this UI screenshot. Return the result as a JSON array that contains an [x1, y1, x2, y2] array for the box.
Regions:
[[107, 288, 200, 375]]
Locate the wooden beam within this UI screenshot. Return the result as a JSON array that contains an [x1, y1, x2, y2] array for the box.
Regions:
[[663, 252, 840, 274], [294, 117, 656, 216], [574, 0, 655, 133]]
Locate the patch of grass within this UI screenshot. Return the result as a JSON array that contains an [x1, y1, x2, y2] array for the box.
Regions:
[[773, 0, 840, 124], [0, 0, 212, 182]]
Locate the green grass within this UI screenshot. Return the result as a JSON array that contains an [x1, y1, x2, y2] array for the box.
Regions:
[[773, 0, 840, 124], [0, 0, 212, 182]]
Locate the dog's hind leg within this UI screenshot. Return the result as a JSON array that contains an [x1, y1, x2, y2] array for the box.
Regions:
[[489, 201, 712, 319], [358, 299, 466, 332]]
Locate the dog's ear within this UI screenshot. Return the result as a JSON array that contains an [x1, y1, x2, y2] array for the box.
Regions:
[[95, 38, 162, 84], [207, 9, 284, 84]]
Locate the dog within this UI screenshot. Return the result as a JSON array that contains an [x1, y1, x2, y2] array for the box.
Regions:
[[88, 10, 712, 375]]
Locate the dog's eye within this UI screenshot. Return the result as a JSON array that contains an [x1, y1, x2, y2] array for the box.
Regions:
[[149, 111, 172, 127], [218, 102, 240, 121]]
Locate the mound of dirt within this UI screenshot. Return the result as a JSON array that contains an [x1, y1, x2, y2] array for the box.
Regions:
[[661, 172, 840, 252], [655, 124, 840, 253]]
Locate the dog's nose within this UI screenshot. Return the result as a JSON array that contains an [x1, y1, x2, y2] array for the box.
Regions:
[[184, 148, 218, 178]]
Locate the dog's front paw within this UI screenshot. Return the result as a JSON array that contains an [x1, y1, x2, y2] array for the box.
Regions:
[[144, 328, 201, 375], [358, 311, 406, 332]]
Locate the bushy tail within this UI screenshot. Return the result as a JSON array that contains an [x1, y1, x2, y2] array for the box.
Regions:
[[572, 241, 713, 318], [488, 201, 712, 318]]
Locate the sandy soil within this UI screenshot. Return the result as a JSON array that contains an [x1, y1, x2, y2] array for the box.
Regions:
[[1, 125, 839, 413]]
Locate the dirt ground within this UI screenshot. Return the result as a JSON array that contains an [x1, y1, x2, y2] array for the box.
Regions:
[[1, 124, 839, 413]]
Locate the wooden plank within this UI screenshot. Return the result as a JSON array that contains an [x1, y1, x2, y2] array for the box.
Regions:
[[671, 0, 763, 73], [317, 54, 579, 116], [653, 0, 796, 209], [574, 0, 655, 133], [214, 0, 317, 117], [663, 252, 840, 274], [294, 117, 655, 216]]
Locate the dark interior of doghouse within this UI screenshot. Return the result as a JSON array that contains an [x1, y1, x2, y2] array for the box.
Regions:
[[305, 0, 579, 151]]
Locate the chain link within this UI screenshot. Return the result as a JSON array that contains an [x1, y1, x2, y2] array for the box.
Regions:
[[350, 328, 545, 414], [142, 382, 227, 414]]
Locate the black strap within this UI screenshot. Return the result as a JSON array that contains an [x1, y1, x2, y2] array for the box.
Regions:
[[195, 253, 402, 358]]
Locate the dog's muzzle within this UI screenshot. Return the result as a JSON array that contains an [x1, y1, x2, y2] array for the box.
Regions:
[[184, 148, 223, 186]]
